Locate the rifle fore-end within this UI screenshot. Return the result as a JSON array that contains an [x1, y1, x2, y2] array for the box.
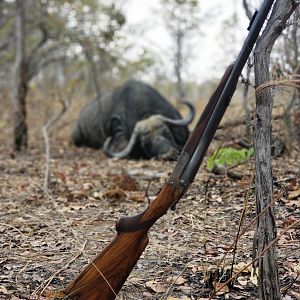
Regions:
[[64, 183, 184, 300]]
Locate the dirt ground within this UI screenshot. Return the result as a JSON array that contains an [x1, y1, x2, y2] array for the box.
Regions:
[[0, 93, 299, 300]]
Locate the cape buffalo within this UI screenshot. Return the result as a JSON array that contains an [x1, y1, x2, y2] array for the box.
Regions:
[[72, 80, 195, 160]]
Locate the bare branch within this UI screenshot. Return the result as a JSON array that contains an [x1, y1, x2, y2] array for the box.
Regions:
[[43, 94, 71, 195], [27, 42, 67, 81], [242, 0, 253, 20], [27, 23, 50, 61]]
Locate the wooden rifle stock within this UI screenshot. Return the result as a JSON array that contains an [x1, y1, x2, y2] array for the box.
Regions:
[[64, 0, 274, 298], [64, 184, 183, 299]]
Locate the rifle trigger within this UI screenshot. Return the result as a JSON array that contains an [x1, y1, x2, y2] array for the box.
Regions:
[[170, 179, 186, 211], [247, 10, 258, 31], [171, 204, 177, 211]]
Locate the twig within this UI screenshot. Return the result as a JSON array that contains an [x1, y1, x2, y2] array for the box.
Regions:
[[204, 177, 211, 204], [33, 241, 87, 298], [229, 175, 254, 284], [210, 218, 300, 299], [224, 176, 297, 198], [15, 261, 29, 284], [242, 0, 253, 20], [281, 273, 300, 296], [43, 94, 70, 195], [0, 222, 26, 238], [202, 177, 211, 255], [216, 190, 283, 270], [87, 260, 118, 298], [160, 263, 191, 300]]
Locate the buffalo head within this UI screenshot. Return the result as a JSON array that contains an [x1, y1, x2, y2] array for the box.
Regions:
[[103, 101, 194, 160]]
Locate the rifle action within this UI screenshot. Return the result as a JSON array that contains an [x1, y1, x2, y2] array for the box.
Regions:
[[64, 0, 275, 299]]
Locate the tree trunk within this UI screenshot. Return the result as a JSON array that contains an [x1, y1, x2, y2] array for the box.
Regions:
[[174, 31, 185, 104], [0, 0, 3, 27], [252, 1, 299, 299], [12, 0, 28, 151], [282, 8, 300, 146], [84, 46, 101, 97]]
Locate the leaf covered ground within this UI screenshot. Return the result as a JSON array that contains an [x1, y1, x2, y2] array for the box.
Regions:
[[0, 96, 300, 300]]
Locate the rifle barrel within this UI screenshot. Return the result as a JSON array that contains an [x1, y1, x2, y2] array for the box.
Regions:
[[177, 0, 274, 185]]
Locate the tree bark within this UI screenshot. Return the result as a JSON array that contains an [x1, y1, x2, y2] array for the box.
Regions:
[[12, 0, 28, 151], [252, 1, 299, 299]]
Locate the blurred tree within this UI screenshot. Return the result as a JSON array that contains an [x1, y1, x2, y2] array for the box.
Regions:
[[0, 1, 14, 82], [219, 11, 240, 62], [66, 0, 126, 94], [219, 4, 253, 143], [275, 8, 300, 145], [160, 0, 201, 104], [242, 0, 253, 19], [8, 0, 70, 151], [243, 0, 300, 146], [12, 0, 28, 151], [1, 0, 155, 151], [280, 8, 300, 76]]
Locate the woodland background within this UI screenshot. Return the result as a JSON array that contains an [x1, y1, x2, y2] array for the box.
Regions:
[[0, 0, 300, 299]]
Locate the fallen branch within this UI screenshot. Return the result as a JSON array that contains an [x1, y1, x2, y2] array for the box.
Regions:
[[229, 175, 254, 283]]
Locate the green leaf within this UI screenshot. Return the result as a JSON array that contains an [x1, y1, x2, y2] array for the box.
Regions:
[[206, 147, 254, 172]]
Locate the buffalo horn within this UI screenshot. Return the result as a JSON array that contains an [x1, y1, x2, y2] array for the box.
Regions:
[[158, 101, 195, 126], [103, 130, 139, 159]]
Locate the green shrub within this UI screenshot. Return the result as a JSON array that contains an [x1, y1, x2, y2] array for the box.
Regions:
[[206, 147, 254, 172]]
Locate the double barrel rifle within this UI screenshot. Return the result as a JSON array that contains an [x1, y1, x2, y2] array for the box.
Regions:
[[64, 1, 275, 299]]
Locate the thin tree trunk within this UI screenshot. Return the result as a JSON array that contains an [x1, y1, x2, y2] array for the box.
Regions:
[[242, 0, 253, 20], [0, 0, 3, 27], [283, 89, 298, 150], [252, 1, 299, 299], [283, 8, 300, 147], [84, 46, 101, 97], [175, 31, 185, 104], [12, 0, 28, 151]]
